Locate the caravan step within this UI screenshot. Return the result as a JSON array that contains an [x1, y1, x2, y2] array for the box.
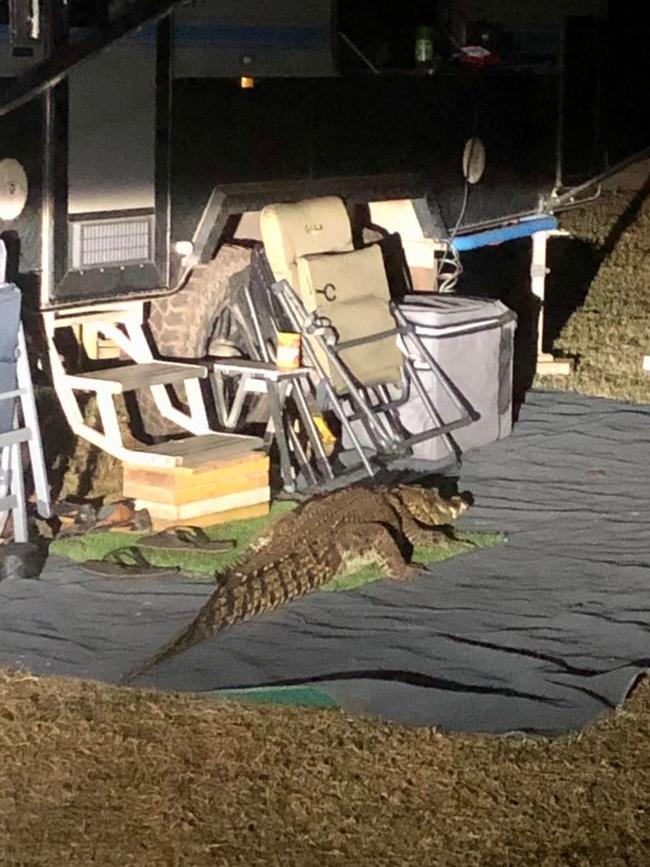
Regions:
[[124, 434, 269, 528], [131, 432, 265, 469], [64, 360, 209, 394]]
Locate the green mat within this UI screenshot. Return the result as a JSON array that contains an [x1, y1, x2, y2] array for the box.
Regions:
[[50, 502, 296, 578], [52, 503, 503, 593], [209, 685, 339, 709]]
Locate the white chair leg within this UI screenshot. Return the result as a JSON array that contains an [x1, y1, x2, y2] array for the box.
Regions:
[[212, 371, 228, 427], [149, 381, 212, 435], [96, 390, 124, 449], [9, 442, 28, 543], [225, 376, 251, 429], [16, 328, 52, 519], [183, 376, 210, 430], [0, 444, 12, 538]]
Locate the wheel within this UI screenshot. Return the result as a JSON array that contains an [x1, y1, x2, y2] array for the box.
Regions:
[[137, 244, 252, 439]]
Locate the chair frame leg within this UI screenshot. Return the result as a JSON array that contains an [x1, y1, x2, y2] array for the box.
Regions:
[[16, 329, 52, 519], [266, 382, 296, 492], [9, 440, 28, 543], [0, 444, 14, 539]]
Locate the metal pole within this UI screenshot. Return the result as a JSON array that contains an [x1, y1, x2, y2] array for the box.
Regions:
[[531, 231, 548, 359], [552, 144, 650, 209], [39, 0, 68, 308]]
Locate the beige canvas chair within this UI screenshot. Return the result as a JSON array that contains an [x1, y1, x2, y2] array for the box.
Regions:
[[259, 196, 475, 467], [262, 197, 402, 393]]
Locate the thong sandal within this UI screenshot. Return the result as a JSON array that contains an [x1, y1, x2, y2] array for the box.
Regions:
[[82, 546, 181, 578], [136, 525, 236, 554]]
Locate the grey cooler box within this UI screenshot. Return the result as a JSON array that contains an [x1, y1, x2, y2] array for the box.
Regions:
[[396, 294, 517, 462]]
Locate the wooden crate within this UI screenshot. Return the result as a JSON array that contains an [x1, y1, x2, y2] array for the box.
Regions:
[[123, 450, 270, 530]]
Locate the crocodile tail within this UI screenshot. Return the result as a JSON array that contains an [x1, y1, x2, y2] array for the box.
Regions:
[[120, 564, 293, 684], [121, 558, 322, 684], [120, 582, 235, 684]]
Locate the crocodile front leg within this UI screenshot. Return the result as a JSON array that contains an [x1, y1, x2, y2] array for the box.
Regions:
[[399, 511, 451, 548], [335, 522, 419, 582]]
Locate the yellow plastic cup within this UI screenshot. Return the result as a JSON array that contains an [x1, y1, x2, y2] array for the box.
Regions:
[[276, 332, 301, 369]]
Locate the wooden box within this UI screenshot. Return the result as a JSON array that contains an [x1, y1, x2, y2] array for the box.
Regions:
[[123, 450, 270, 530]]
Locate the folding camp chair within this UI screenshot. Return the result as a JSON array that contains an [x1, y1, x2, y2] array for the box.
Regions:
[[0, 244, 52, 543], [257, 197, 477, 475], [209, 252, 337, 492]]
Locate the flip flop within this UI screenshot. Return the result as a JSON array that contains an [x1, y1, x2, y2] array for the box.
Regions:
[[81, 546, 181, 578], [136, 525, 236, 553]]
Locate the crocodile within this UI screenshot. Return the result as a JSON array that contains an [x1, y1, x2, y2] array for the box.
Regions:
[[123, 483, 472, 683]]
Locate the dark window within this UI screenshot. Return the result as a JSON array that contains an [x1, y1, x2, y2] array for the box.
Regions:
[[69, 0, 109, 28]]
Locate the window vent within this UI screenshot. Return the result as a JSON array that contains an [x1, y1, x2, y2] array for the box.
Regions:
[[70, 214, 154, 269]]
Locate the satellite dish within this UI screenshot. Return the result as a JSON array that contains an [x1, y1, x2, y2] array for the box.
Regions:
[[0, 159, 29, 221], [462, 137, 486, 185]]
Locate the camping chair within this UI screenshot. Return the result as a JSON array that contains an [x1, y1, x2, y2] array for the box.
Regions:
[[209, 254, 337, 492], [258, 196, 477, 474], [0, 255, 52, 542]]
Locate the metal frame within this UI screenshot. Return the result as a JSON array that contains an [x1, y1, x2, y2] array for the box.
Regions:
[[212, 359, 334, 493], [227, 246, 478, 478], [0, 325, 53, 542], [239, 249, 379, 477]]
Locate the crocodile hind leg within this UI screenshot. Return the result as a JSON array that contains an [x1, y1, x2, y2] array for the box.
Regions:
[[335, 522, 419, 582], [247, 510, 300, 554]]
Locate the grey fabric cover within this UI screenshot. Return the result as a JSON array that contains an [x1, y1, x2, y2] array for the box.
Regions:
[[0, 284, 21, 435], [3, 391, 650, 735]]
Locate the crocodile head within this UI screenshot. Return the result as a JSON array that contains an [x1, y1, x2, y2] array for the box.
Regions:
[[394, 485, 472, 526]]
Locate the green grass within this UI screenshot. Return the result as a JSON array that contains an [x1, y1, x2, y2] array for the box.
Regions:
[[51, 504, 503, 592]]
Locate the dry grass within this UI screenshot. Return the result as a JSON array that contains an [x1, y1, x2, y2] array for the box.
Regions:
[[1, 669, 649, 867], [537, 188, 650, 402]]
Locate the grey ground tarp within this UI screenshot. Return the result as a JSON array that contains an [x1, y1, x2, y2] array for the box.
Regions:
[[2, 390, 650, 734]]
